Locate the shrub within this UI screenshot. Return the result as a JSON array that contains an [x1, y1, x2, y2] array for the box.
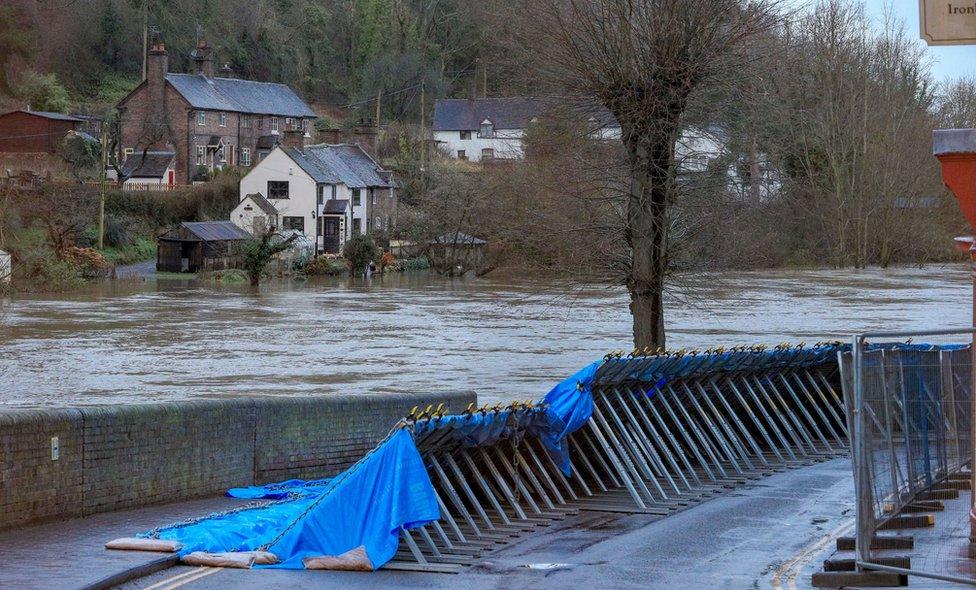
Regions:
[[13, 248, 84, 292], [342, 234, 380, 275], [304, 255, 348, 276], [60, 246, 111, 278], [403, 256, 430, 271]]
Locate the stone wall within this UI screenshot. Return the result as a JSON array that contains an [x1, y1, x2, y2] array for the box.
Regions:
[[0, 391, 474, 530]]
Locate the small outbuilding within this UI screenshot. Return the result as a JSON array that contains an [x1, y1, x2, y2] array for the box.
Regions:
[[156, 221, 252, 273], [428, 231, 488, 275]]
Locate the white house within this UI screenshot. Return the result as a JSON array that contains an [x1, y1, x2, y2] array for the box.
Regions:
[[433, 97, 778, 199], [432, 97, 621, 162], [234, 141, 396, 254]]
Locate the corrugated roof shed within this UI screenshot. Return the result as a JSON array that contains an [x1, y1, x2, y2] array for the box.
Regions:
[[160, 221, 252, 242], [432, 97, 618, 131], [3, 110, 84, 122], [165, 74, 315, 118]]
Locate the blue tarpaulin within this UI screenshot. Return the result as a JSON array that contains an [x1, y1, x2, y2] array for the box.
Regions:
[[538, 360, 601, 474], [146, 428, 440, 570]]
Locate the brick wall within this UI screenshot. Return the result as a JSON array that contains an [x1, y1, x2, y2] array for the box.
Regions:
[[0, 391, 474, 530]]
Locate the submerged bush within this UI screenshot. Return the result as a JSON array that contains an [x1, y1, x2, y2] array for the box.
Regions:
[[304, 255, 348, 276], [342, 235, 380, 275]]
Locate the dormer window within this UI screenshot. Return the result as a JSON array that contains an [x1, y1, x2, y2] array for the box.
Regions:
[[479, 119, 494, 138]]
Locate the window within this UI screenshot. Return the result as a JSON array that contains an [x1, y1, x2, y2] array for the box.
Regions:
[[242, 115, 250, 128], [331, 185, 337, 198], [271, 117, 279, 132], [352, 188, 361, 206], [371, 189, 376, 205], [353, 218, 362, 235], [197, 111, 206, 126], [302, 119, 309, 135], [195, 145, 205, 165], [282, 216, 305, 232], [268, 180, 289, 199], [479, 119, 494, 138], [481, 148, 494, 160], [219, 112, 227, 127], [374, 217, 382, 229], [241, 148, 251, 166], [285, 117, 294, 130], [460, 130, 471, 140], [457, 150, 466, 160], [317, 185, 325, 205]]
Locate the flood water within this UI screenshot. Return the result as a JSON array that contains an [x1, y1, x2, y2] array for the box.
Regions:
[[0, 265, 970, 408]]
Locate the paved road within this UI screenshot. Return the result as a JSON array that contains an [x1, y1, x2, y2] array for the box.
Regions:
[[120, 458, 858, 590]]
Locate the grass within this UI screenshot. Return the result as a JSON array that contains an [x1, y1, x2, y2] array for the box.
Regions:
[[155, 271, 197, 280], [100, 236, 157, 266]]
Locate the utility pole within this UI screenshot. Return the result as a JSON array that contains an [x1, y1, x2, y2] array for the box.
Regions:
[[420, 80, 426, 169], [375, 89, 382, 128], [98, 129, 108, 250], [141, 0, 149, 80], [482, 60, 487, 98]]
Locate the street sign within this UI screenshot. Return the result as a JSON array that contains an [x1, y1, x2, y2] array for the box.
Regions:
[[920, 0, 976, 46]]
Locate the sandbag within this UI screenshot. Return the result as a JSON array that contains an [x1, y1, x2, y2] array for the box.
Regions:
[[303, 545, 374, 571], [182, 551, 254, 569], [105, 537, 182, 552]]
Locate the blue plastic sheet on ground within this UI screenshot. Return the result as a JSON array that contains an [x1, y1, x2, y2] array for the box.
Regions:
[[146, 428, 439, 570], [227, 478, 332, 500], [538, 360, 601, 475]]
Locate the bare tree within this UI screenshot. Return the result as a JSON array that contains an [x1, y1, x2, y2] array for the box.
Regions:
[[514, 0, 781, 348]]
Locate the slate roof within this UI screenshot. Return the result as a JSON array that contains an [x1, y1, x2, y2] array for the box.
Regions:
[[242, 193, 278, 216], [283, 143, 393, 189], [432, 97, 619, 131], [121, 151, 175, 178], [323, 199, 349, 214], [165, 73, 315, 118], [166, 221, 252, 242]]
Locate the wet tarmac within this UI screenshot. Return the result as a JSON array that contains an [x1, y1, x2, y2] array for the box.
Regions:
[[0, 264, 969, 407]]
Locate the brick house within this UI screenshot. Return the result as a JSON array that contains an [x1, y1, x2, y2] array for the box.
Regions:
[[116, 40, 316, 185]]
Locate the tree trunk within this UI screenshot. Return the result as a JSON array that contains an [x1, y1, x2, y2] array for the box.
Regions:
[[625, 133, 672, 351]]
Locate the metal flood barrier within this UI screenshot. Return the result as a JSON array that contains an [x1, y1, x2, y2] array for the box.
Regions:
[[388, 343, 850, 573]]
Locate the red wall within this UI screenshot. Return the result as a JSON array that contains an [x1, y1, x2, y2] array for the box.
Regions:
[[0, 112, 77, 153]]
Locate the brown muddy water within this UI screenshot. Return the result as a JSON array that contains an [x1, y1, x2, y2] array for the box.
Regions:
[[0, 265, 970, 408]]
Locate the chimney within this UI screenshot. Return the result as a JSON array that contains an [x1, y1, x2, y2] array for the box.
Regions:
[[282, 129, 305, 150], [218, 63, 233, 78], [191, 39, 214, 78], [147, 43, 168, 104]]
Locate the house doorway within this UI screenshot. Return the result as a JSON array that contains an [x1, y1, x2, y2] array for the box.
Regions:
[[322, 216, 341, 253]]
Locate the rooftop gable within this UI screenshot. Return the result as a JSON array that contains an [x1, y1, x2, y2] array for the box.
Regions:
[[282, 143, 393, 189]]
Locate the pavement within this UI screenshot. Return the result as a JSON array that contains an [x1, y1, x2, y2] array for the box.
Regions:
[[0, 456, 859, 590]]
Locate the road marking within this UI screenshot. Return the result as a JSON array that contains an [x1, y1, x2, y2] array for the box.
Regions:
[[141, 566, 222, 590], [772, 518, 856, 590], [140, 567, 205, 590]]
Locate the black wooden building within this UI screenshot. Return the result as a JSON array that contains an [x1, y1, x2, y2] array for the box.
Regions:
[[156, 221, 252, 273]]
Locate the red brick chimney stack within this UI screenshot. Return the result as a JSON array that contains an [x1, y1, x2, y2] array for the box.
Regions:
[[192, 39, 214, 79], [282, 129, 306, 151], [147, 43, 168, 107]]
